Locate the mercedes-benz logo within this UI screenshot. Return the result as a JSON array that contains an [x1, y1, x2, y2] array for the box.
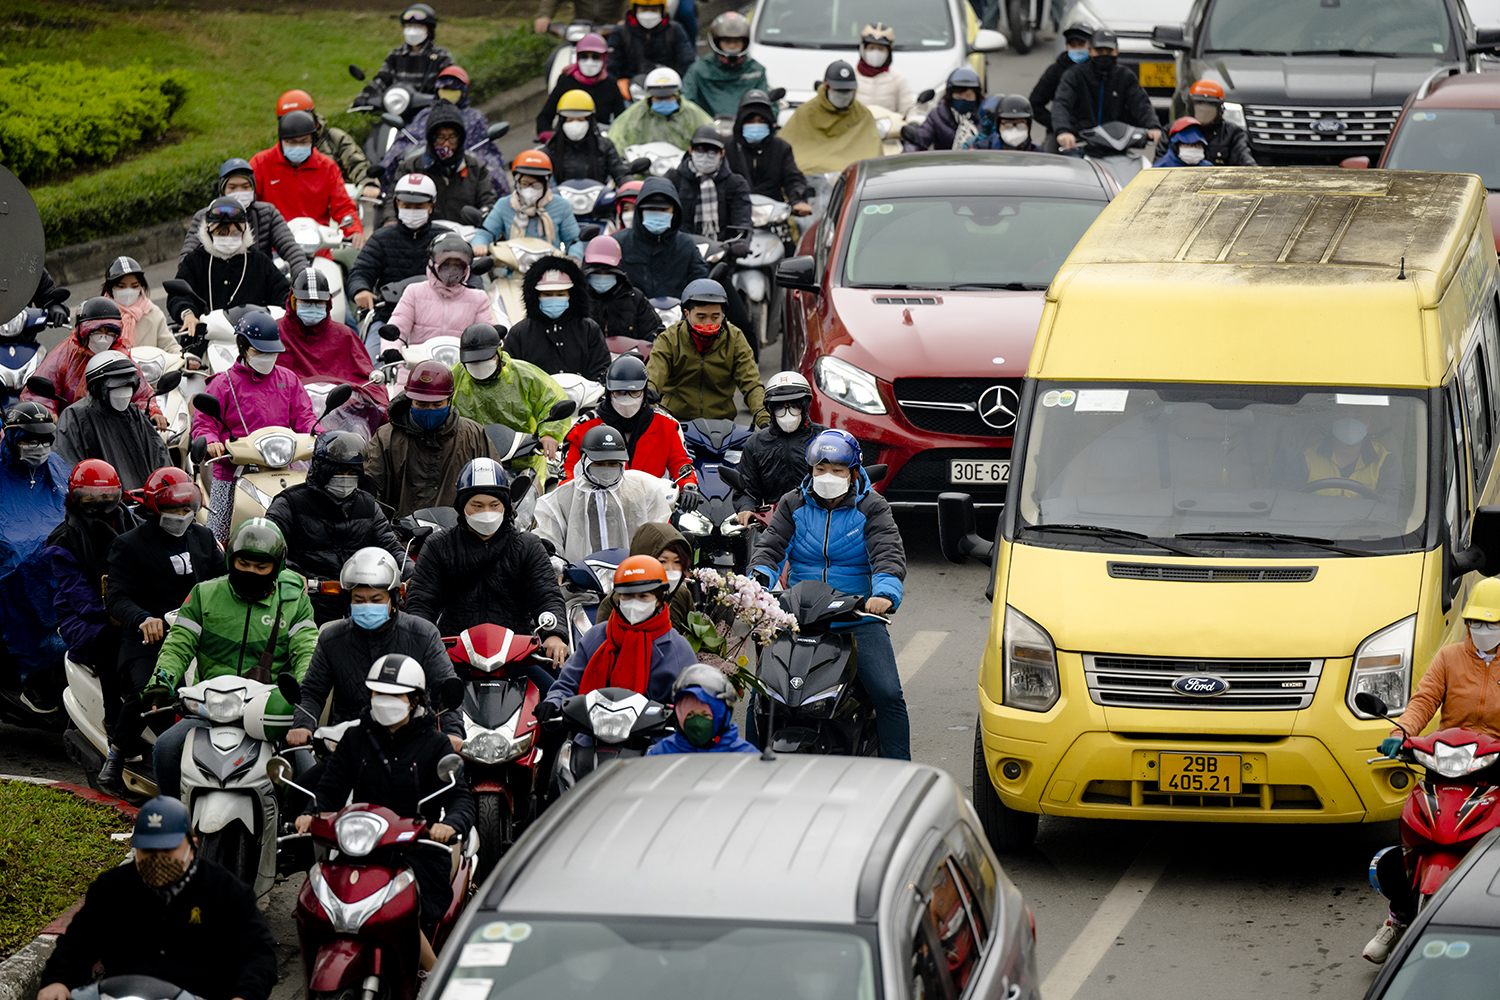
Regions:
[[977, 384, 1020, 431]]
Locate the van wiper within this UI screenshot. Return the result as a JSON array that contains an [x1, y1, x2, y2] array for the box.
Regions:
[[1286, 49, 1409, 58], [948, 282, 1051, 290], [1024, 522, 1203, 557], [1207, 48, 1294, 56], [858, 282, 914, 289], [1174, 530, 1374, 556]]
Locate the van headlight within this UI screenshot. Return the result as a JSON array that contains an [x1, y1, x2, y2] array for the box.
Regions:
[[815, 356, 886, 415], [256, 434, 295, 468], [1004, 606, 1059, 712], [1347, 615, 1415, 719], [1222, 102, 1246, 129]]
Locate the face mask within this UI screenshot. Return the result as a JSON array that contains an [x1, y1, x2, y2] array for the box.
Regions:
[[1194, 102, 1220, 125], [1332, 418, 1368, 446], [562, 120, 591, 142], [775, 408, 801, 433], [585, 460, 623, 489], [467, 509, 505, 536], [538, 297, 569, 319], [112, 287, 141, 307], [612, 392, 643, 418], [326, 473, 359, 499], [1472, 621, 1500, 652], [681, 712, 716, 746], [741, 123, 771, 144], [1092, 54, 1117, 73], [665, 569, 682, 590], [212, 234, 244, 255], [434, 144, 456, 161], [636, 9, 663, 29], [296, 304, 328, 326], [438, 88, 462, 103], [437, 262, 467, 285], [403, 25, 428, 46], [409, 405, 449, 431], [158, 512, 194, 537], [951, 98, 977, 115], [1067, 47, 1089, 63], [228, 190, 255, 209], [351, 602, 392, 630], [1000, 126, 1030, 148], [651, 98, 679, 116], [641, 210, 672, 234], [1177, 146, 1206, 165], [691, 151, 721, 176], [465, 358, 499, 380], [861, 47, 889, 68], [812, 472, 848, 499], [398, 207, 430, 230], [517, 185, 544, 205], [827, 89, 855, 110], [588, 273, 617, 294], [108, 386, 135, 412], [246, 353, 278, 375], [578, 57, 604, 77], [18, 441, 50, 468], [228, 566, 276, 602], [283, 142, 313, 164], [619, 209, 635, 229], [618, 595, 657, 624], [370, 693, 411, 726], [137, 852, 190, 888], [88, 333, 118, 354]]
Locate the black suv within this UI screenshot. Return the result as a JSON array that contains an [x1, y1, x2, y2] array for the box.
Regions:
[[1151, 0, 1500, 165]]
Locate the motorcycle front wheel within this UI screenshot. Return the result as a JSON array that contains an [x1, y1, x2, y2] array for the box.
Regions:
[[1005, 0, 1036, 53], [198, 823, 255, 887], [474, 792, 514, 884]]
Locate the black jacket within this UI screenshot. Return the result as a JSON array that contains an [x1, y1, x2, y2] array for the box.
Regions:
[[265, 482, 405, 623], [405, 518, 567, 642], [503, 255, 610, 381], [55, 391, 171, 492], [1029, 50, 1081, 132], [586, 265, 664, 342], [542, 124, 631, 186], [293, 611, 462, 737], [1152, 118, 1257, 166], [1052, 59, 1158, 137], [606, 14, 696, 80], [107, 518, 225, 666], [379, 102, 498, 226], [726, 133, 811, 204], [732, 416, 828, 513], [357, 41, 455, 105], [666, 155, 752, 243], [169, 243, 291, 323], [536, 74, 629, 136], [180, 200, 310, 274], [40, 857, 278, 1000], [348, 219, 439, 298], [612, 177, 710, 301]]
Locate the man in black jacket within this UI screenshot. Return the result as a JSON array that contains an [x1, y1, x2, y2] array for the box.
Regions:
[[502, 255, 611, 381], [733, 370, 826, 522], [1053, 29, 1160, 153], [38, 797, 277, 1000], [380, 101, 497, 227], [168, 198, 291, 330], [668, 125, 752, 248], [1029, 21, 1094, 137], [607, 0, 696, 80], [612, 177, 710, 302], [725, 90, 812, 219], [355, 4, 454, 108], [582, 235, 663, 344]]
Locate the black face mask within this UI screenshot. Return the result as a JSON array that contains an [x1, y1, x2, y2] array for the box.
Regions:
[[79, 501, 120, 518], [1091, 54, 1117, 73], [228, 566, 276, 602]]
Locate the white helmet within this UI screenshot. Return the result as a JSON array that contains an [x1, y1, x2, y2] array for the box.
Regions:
[[763, 370, 812, 405], [393, 172, 438, 204], [340, 547, 400, 593], [645, 66, 682, 97], [366, 654, 426, 694]]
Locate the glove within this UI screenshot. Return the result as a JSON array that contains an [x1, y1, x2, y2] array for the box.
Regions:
[[1381, 737, 1404, 759], [533, 700, 561, 728], [677, 483, 703, 512], [727, 240, 751, 260], [46, 303, 70, 328], [141, 685, 175, 713]]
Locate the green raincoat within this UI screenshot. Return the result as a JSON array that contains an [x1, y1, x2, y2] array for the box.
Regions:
[[681, 57, 770, 118], [608, 98, 714, 153], [148, 569, 317, 690], [450, 352, 571, 484]]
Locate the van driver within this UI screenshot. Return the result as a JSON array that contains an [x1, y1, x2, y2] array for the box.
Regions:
[[1274, 407, 1403, 507]]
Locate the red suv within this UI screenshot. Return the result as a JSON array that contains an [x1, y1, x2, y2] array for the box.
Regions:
[[776, 152, 1116, 505]]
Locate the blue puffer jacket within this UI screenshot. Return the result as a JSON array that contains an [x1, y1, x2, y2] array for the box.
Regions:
[[647, 687, 756, 755], [749, 469, 905, 609]]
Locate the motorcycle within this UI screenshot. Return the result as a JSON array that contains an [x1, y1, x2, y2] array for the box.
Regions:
[[161, 281, 285, 376], [132, 347, 195, 470], [551, 686, 673, 794], [676, 416, 754, 570], [188, 393, 317, 530], [734, 195, 791, 349], [1077, 121, 1153, 190], [0, 305, 48, 410], [560, 547, 628, 651], [276, 217, 352, 325], [487, 236, 557, 323], [302, 375, 388, 440], [622, 141, 686, 178], [347, 63, 434, 165], [62, 648, 160, 799], [556, 177, 617, 232]]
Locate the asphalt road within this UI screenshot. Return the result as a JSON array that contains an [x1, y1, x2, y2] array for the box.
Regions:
[[5, 34, 1395, 1000]]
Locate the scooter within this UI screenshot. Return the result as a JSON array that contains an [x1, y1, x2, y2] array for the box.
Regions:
[[131, 347, 194, 470], [270, 752, 476, 1000], [1077, 121, 1154, 190], [188, 393, 317, 531], [0, 305, 48, 411], [488, 236, 558, 322], [61, 646, 161, 799], [560, 547, 628, 651], [302, 375, 389, 440], [161, 281, 286, 376], [277, 217, 351, 325], [347, 64, 434, 164], [734, 195, 790, 349], [556, 177, 617, 232], [622, 141, 686, 178], [678, 416, 754, 570], [552, 686, 673, 795], [95, 976, 203, 1000]]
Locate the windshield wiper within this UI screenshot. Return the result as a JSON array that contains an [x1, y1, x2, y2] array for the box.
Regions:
[[1173, 530, 1375, 557], [1285, 49, 1410, 58], [857, 282, 915, 289], [1206, 48, 1294, 56], [1024, 522, 1203, 557], [948, 282, 1051, 291]]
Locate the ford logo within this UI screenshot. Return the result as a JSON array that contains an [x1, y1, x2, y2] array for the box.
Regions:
[[1310, 118, 1345, 135], [1171, 674, 1230, 697]]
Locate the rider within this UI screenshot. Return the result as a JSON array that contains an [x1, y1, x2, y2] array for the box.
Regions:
[[450, 322, 571, 483], [581, 235, 663, 343], [645, 278, 767, 424], [541, 90, 631, 186], [178, 158, 310, 274], [562, 354, 700, 504], [1153, 117, 1213, 167], [594, 521, 696, 633], [23, 297, 164, 421], [36, 796, 278, 1000], [265, 430, 405, 624], [1052, 29, 1161, 154], [388, 233, 494, 346], [905, 66, 984, 151], [275, 267, 386, 410], [611, 177, 710, 302], [381, 100, 498, 226], [681, 11, 767, 118], [353, 3, 455, 110], [750, 429, 909, 759], [349, 173, 440, 324], [780, 62, 884, 174], [534, 424, 676, 562], [732, 370, 826, 524], [668, 125, 752, 252], [614, 178, 644, 231], [1028, 21, 1094, 139], [607, 67, 714, 153], [168, 198, 293, 332], [251, 110, 366, 250], [276, 89, 377, 192], [647, 663, 756, 755], [143, 518, 317, 799], [471, 149, 583, 260], [853, 23, 917, 118], [606, 0, 696, 80], [535, 33, 628, 138], [1153, 79, 1256, 166], [502, 257, 610, 381], [964, 94, 1042, 151], [725, 89, 814, 223], [54, 351, 170, 491], [100, 255, 182, 356], [380, 65, 509, 198]]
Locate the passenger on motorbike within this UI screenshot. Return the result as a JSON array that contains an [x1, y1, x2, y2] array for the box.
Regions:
[[99, 468, 222, 796], [534, 424, 676, 562], [750, 429, 909, 759], [1053, 29, 1161, 153], [502, 257, 610, 381], [645, 278, 766, 423], [143, 518, 317, 800], [194, 313, 319, 543], [614, 179, 644, 231], [23, 298, 165, 422], [647, 663, 756, 754], [535, 33, 628, 139], [450, 323, 570, 482], [680, 11, 767, 118], [733, 370, 826, 524], [275, 267, 386, 410], [725, 90, 813, 219], [276, 89, 379, 193], [36, 796, 278, 1000], [471, 150, 583, 260], [582, 235, 663, 342], [1152, 80, 1256, 166], [349, 173, 440, 325], [250, 111, 366, 250], [381, 66, 510, 197], [168, 199, 293, 334], [388, 233, 494, 346], [101, 255, 181, 356], [780, 62, 884, 174], [178, 158, 311, 275], [594, 521, 696, 632], [853, 23, 917, 118], [381, 101, 498, 227], [612, 177, 710, 300], [606, 0, 696, 81], [1028, 20, 1094, 139], [541, 90, 630, 186], [366, 361, 501, 517], [562, 354, 699, 501], [905, 66, 984, 151], [55, 351, 170, 490], [295, 655, 474, 975], [607, 66, 714, 153], [354, 4, 455, 110], [1153, 117, 1213, 168], [964, 94, 1042, 151]]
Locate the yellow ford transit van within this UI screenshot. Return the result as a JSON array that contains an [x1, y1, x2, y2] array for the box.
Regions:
[[940, 168, 1500, 849]]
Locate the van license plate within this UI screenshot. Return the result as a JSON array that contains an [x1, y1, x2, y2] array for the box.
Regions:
[[1158, 753, 1241, 794], [949, 460, 1010, 484], [1139, 61, 1177, 88]]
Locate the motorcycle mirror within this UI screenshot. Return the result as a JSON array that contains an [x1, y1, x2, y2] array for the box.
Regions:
[[1354, 691, 1390, 718], [24, 375, 57, 400], [277, 673, 302, 706], [899, 124, 923, 147], [45, 287, 70, 307], [717, 464, 744, 491], [547, 398, 577, 422], [470, 256, 495, 277], [348, 64, 367, 81], [487, 121, 510, 140], [768, 87, 786, 102], [161, 279, 204, 311], [379, 323, 404, 342], [578, 223, 602, 242], [323, 383, 355, 414], [436, 753, 462, 784], [436, 676, 465, 713], [511, 472, 534, 505], [381, 112, 405, 129], [266, 756, 294, 786], [460, 205, 486, 226], [154, 369, 184, 396], [191, 393, 222, 420], [864, 463, 888, 483], [628, 157, 652, 174], [917, 89, 936, 105], [414, 524, 433, 540], [189, 435, 208, 465], [368, 369, 387, 385]]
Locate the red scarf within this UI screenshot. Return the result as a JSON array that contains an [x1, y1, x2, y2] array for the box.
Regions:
[[856, 60, 888, 77], [689, 322, 720, 353], [578, 601, 672, 696]]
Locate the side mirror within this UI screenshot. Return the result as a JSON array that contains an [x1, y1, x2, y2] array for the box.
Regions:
[[1152, 25, 1190, 50], [470, 256, 495, 277], [717, 465, 744, 491], [189, 435, 208, 464], [768, 87, 787, 102], [899, 123, 923, 147], [24, 375, 57, 400], [1467, 505, 1500, 575], [323, 383, 355, 414], [1354, 691, 1390, 718], [579, 223, 602, 242], [154, 369, 184, 396], [379, 324, 404, 342], [916, 89, 936, 105], [191, 393, 222, 421], [381, 112, 405, 129], [1340, 156, 1371, 169], [487, 121, 510, 140], [414, 524, 434, 540], [510, 472, 535, 506], [45, 287, 70, 307], [266, 756, 295, 786], [436, 753, 463, 784], [970, 28, 1006, 53], [437, 676, 465, 713], [938, 492, 994, 565], [277, 673, 302, 707], [1470, 27, 1500, 53], [460, 205, 486, 226], [775, 255, 820, 294], [349, 64, 367, 81], [865, 463, 888, 483], [162, 279, 205, 313], [547, 398, 577, 422], [628, 157, 652, 174]]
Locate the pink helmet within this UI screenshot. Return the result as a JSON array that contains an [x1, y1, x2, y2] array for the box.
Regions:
[[576, 32, 607, 55], [584, 235, 623, 267]]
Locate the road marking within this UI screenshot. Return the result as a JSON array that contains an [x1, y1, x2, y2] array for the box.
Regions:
[[897, 630, 949, 683], [1039, 840, 1171, 1000]]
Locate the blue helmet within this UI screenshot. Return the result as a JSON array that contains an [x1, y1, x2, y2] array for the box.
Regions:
[[805, 428, 861, 469], [217, 157, 255, 193], [455, 457, 511, 510], [235, 312, 284, 353], [681, 278, 728, 306], [133, 796, 191, 849]]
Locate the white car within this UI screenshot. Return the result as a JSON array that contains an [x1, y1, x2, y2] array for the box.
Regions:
[[1056, 0, 1195, 118]]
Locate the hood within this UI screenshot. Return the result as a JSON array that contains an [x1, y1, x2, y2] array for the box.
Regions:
[[825, 287, 1042, 381], [520, 254, 589, 321], [735, 98, 777, 135], [629, 520, 692, 566], [1203, 54, 1451, 105], [633, 177, 684, 239], [198, 220, 257, 260]]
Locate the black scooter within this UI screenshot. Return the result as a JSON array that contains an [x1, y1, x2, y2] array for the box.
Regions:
[[551, 686, 672, 794]]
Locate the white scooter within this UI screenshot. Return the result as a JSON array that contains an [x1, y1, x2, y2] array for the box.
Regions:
[[733, 195, 791, 349], [622, 141, 686, 178], [201, 306, 287, 375], [61, 651, 161, 800], [278, 218, 349, 325], [131, 346, 194, 470]]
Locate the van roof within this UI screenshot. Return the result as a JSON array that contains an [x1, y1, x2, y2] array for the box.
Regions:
[[484, 754, 942, 923], [1035, 168, 1492, 386]]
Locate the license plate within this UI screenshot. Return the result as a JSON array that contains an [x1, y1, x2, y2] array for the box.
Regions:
[[1158, 753, 1242, 794], [949, 459, 1010, 485], [1139, 61, 1177, 88]]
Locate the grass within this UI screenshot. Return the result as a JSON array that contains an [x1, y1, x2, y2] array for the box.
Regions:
[[0, 781, 132, 957]]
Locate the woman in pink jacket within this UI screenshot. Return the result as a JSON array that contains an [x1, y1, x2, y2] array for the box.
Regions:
[[388, 233, 493, 345], [193, 312, 318, 543]]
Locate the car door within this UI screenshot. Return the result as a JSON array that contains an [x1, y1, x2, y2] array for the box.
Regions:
[[782, 172, 847, 373]]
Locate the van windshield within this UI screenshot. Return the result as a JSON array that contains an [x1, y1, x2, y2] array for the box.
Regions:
[[1386, 110, 1500, 190], [1203, 0, 1453, 58], [755, 0, 953, 49], [1015, 383, 1429, 556]]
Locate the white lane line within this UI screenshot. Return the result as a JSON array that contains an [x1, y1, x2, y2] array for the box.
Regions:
[[1039, 840, 1170, 1000], [897, 630, 949, 683]]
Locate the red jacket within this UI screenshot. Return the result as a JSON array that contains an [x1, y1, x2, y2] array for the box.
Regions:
[[249, 145, 362, 238], [564, 413, 698, 487]]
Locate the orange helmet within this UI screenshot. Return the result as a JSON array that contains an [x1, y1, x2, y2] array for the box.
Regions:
[[614, 554, 668, 594], [277, 89, 315, 116], [1188, 79, 1224, 103], [512, 148, 553, 177]]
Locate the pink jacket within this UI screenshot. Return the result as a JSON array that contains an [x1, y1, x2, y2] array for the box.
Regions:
[[195, 359, 318, 481], [389, 271, 492, 346]]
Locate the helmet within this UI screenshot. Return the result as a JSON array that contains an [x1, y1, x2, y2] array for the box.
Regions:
[[681, 278, 727, 307], [997, 93, 1033, 119], [605, 354, 649, 393], [84, 350, 138, 390], [763, 370, 812, 405], [394, 172, 438, 205], [455, 457, 511, 509], [105, 255, 145, 285], [436, 65, 470, 87], [581, 423, 629, 462], [406, 360, 454, 403], [1061, 20, 1095, 42], [77, 296, 123, 324], [860, 22, 895, 47], [614, 554, 668, 594], [217, 157, 255, 190], [1168, 116, 1207, 146], [946, 66, 982, 93], [340, 546, 401, 593], [226, 516, 287, 574], [141, 467, 201, 514], [575, 32, 608, 55], [460, 323, 503, 363], [276, 89, 315, 116], [644, 66, 682, 97], [67, 459, 122, 509], [824, 61, 858, 92], [616, 179, 644, 209], [204, 196, 249, 231], [512, 148, 553, 178], [401, 3, 437, 25], [805, 428, 861, 469], [584, 235, 623, 267], [1464, 578, 1500, 622], [737, 88, 775, 123], [367, 653, 427, 694], [278, 110, 318, 140], [133, 796, 191, 850], [557, 90, 596, 117], [672, 662, 740, 707], [235, 312, 284, 354], [1189, 79, 1225, 103], [4, 401, 55, 437], [429, 232, 473, 272], [291, 266, 332, 303], [690, 124, 725, 150], [311, 430, 366, 480], [708, 11, 750, 59]]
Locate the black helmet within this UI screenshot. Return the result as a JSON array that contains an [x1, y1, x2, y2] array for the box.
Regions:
[[4, 401, 55, 437], [946, 66, 982, 95], [823, 60, 858, 92], [291, 266, 332, 303], [105, 256, 145, 285], [429, 232, 473, 264], [310, 429, 366, 488], [1061, 20, 1096, 43], [83, 350, 138, 390], [77, 296, 123, 324], [581, 423, 630, 462], [217, 157, 255, 194], [278, 110, 318, 140], [204, 196, 249, 231], [738, 88, 774, 116], [402, 3, 437, 25], [998, 94, 1033, 119], [460, 323, 502, 363], [605, 353, 649, 393]]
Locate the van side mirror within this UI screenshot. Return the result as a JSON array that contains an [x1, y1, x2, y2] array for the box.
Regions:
[[1152, 25, 1189, 50], [775, 255, 819, 293], [1467, 505, 1500, 575], [938, 492, 994, 565], [1470, 28, 1500, 53]]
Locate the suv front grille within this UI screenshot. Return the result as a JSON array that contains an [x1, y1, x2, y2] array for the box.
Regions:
[[1244, 104, 1400, 148], [893, 377, 1024, 437], [1084, 654, 1323, 710]]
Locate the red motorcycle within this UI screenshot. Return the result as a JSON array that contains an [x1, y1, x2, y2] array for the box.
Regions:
[[444, 623, 549, 881]]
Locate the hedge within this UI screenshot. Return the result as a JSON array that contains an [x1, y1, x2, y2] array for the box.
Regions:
[[0, 61, 189, 185], [464, 27, 560, 104], [36, 151, 240, 247]]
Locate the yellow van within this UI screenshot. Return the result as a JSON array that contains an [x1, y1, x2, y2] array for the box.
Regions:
[[940, 168, 1500, 849]]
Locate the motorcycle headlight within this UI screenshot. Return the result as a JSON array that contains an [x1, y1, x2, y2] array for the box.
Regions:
[[334, 811, 389, 857], [509, 244, 549, 274], [1412, 742, 1500, 778], [137, 357, 165, 385], [1347, 616, 1415, 719], [383, 87, 411, 116], [560, 186, 599, 214], [723, 449, 743, 465], [201, 688, 247, 723], [814, 356, 886, 415], [431, 344, 460, 368], [587, 693, 641, 743], [564, 23, 589, 41], [255, 434, 296, 468], [293, 226, 322, 250], [750, 201, 790, 228], [463, 731, 510, 764], [0, 311, 24, 338], [677, 509, 712, 538], [1222, 102, 1246, 129], [309, 862, 414, 934], [1003, 605, 1059, 713]]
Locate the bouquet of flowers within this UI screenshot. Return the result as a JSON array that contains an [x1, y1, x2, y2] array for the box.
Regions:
[[681, 568, 799, 696]]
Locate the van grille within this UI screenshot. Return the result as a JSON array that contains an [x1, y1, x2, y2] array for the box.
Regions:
[[1084, 654, 1324, 710], [872, 295, 941, 306], [1244, 104, 1401, 148], [1108, 563, 1317, 583]]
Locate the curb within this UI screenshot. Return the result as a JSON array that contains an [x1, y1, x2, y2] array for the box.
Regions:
[[43, 215, 192, 288], [477, 74, 552, 136]]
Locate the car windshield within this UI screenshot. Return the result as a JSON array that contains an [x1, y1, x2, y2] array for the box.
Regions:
[[1386, 109, 1500, 189], [1382, 930, 1500, 998], [841, 197, 1105, 290], [1203, 0, 1453, 57], [443, 918, 878, 999], [1014, 383, 1430, 555], [755, 0, 953, 49]]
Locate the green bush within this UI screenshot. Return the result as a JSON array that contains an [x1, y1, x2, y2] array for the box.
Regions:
[[464, 27, 560, 104], [35, 151, 239, 246], [0, 61, 189, 184]]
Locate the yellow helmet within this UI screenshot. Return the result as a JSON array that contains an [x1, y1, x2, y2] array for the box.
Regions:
[[1462, 578, 1500, 622], [557, 90, 596, 117]]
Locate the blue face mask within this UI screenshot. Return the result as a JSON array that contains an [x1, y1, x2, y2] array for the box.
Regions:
[[283, 142, 313, 164], [651, 98, 679, 116], [741, 123, 771, 144], [409, 405, 449, 431], [350, 602, 391, 630], [296, 304, 327, 326], [641, 210, 672, 234], [951, 98, 977, 115], [538, 297, 569, 319], [588, 273, 617, 293], [1067, 48, 1089, 63]]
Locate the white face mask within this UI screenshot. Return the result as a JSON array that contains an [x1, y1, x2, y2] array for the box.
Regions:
[[517, 185, 543, 205], [326, 474, 359, 499], [618, 595, 658, 624], [665, 569, 682, 590], [18, 442, 50, 468], [228, 190, 255, 209], [403, 25, 428, 46], [562, 120, 591, 142], [370, 693, 411, 726], [112, 287, 141, 307], [691, 151, 721, 175], [1000, 126, 1029, 147], [158, 512, 194, 537], [1471, 621, 1500, 653], [827, 89, 855, 110], [1332, 417, 1368, 446], [246, 353, 278, 375], [578, 57, 604, 77], [467, 509, 505, 536], [1177, 145, 1206, 165], [88, 333, 118, 354], [861, 46, 889, 68], [584, 460, 623, 489], [611, 392, 643, 418], [812, 472, 848, 499], [775, 407, 801, 433], [212, 234, 244, 255], [465, 358, 499, 380], [635, 9, 663, 28], [107, 386, 135, 412], [619, 208, 635, 229], [397, 207, 430, 230]]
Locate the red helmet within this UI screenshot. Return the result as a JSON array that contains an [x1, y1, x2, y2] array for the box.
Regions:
[[67, 459, 122, 508], [436, 65, 470, 87], [512, 148, 554, 178], [406, 360, 455, 402], [277, 89, 315, 116], [140, 467, 201, 514], [1168, 115, 1204, 139], [615, 180, 645, 215]]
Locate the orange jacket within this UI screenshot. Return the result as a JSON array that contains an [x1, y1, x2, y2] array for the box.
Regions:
[[249, 144, 362, 238], [1394, 635, 1500, 740]]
